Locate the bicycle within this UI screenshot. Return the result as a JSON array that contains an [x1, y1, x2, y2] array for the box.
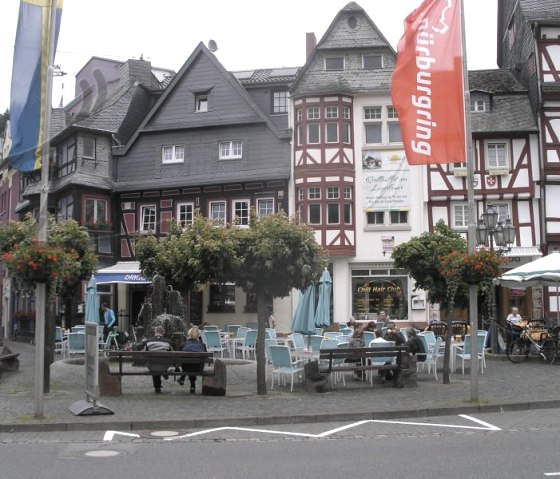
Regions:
[[506, 323, 560, 364]]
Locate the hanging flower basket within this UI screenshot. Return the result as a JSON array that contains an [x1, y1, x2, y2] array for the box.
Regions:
[[2, 241, 80, 289], [441, 249, 505, 286]]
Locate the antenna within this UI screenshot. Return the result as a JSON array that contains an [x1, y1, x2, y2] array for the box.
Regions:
[[208, 40, 218, 52]]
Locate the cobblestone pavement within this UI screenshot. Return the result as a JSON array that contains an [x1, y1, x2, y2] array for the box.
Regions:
[[1, 340, 559, 432]]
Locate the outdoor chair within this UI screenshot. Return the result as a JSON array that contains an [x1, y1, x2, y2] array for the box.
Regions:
[[226, 324, 241, 335], [456, 331, 488, 375], [368, 340, 395, 384], [290, 332, 306, 352], [236, 329, 258, 360], [419, 331, 437, 352], [203, 325, 219, 331], [204, 330, 226, 358], [269, 345, 304, 392], [55, 326, 64, 354], [399, 328, 409, 342], [309, 334, 324, 352], [417, 336, 442, 380], [264, 338, 278, 365], [246, 321, 258, 330], [362, 331, 376, 346], [265, 328, 277, 340], [427, 321, 447, 339], [451, 321, 468, 339], [66, 331, 86, 358]]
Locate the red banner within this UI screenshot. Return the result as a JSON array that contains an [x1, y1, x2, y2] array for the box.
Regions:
[[391, 0, 466, 165]]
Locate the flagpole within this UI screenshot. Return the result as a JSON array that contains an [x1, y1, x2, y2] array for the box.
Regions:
[[460, 0, 479, 402], [34, 0, 57, 418]]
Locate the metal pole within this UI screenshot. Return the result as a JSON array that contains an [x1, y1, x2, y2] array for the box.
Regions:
[[460, 0, 479, 401], [34, 0, 57, 418]]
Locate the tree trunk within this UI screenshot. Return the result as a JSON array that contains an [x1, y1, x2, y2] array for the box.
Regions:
[[256, 292, 267, 395]]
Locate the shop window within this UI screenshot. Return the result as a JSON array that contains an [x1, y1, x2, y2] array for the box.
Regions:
[[208, 284, 236, 313]]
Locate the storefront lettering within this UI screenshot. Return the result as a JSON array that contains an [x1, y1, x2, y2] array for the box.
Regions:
[[357, 285, 402, 293]]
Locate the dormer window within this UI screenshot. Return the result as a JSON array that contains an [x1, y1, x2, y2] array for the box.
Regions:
[[363, 54, 383, 70], [195, 93, 208, 112], [471, 99, 486, 112], [325, 56, 344, 71]]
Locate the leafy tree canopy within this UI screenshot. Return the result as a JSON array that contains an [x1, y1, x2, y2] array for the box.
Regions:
[[0, 109, 9, 136]]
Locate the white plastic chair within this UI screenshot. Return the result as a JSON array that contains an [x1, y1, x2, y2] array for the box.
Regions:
[[66, 332, 86, 357], [456, 332, 487, 375], [290, 333, 306, 352], [204, 330, 226, 358], [55, 326, 64, 354], [417, 336, 442, 380], [236, 329, 258, 360], [269, 345, 304, 391]]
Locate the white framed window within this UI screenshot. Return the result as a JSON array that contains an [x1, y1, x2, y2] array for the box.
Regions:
[[308, 204, 321, 224], [307, 124, 320, 144], [363, 54, 383, 70], [325, 123, 338, 143], [219, 141, 243, 159], [471, 99, 486, 112], [85, 198, 107, 224], [492, 202, 511, 223], [364, 106, 382, 120], [344, 203, 352, 225], [209, 201, 226, 226], [233, 199, 250, 226], [296, 109, 303, 122], [365, 123, 382, 144], [257, 198, 274, 216], [307, 107, 320, 120], [486, 141, 508, 169], [453, 203, 469, 229], [325, 106, 338, 118], [162, 145, 185, 164], [364, 105, 402, 145], [390, 211, 408, 225], [327, 186, 339, 199], [366, 211, 384, 225], [327, 204, 340, 224], [308, 186, 321, 200], [272, 90, 289, 114], [296, 125, 303, 146], [57, 194, 74, 220], [343, 107, 351, 119], [177, 202, 194, 228], [140, 205, 156, 232], [195, 94, 208, 112], [342, 123, 351, 144], [298, 188, 304, 201], [344, 186, 352, 199], [325, 56, 344, 71], [387, 106, 402, 143]]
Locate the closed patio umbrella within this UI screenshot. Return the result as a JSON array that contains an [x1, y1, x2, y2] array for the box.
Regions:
[[85, 275, 99, 324], [314, 269, 332, 328], [290, 285, 316, 335]]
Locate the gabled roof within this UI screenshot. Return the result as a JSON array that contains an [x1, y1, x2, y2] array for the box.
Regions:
[[519, 0, 560, 23], [468, 69, 528, 94], [233, 67, 299, 87], [290, 2, 396, 97], [115, 42, 288, 155]]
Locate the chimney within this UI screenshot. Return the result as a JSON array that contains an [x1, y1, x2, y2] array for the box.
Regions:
[[306, 32, 316, 60]]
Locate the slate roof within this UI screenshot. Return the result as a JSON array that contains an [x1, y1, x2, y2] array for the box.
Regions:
[[293, 69, 393, 97], [233, 68, 299, 86], [520, 0, 560, 22], [469, 70, 537, 133]]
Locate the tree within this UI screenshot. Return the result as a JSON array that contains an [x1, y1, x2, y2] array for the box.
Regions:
[[391, 221, 467, 383], [0, 109, 9, 136], [135, 212, 327, 395], [234, 212, 327, 394]]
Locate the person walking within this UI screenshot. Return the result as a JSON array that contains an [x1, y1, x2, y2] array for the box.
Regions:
[[178, 326, 207, 394], [143, 325, 173, 393], [101, 303, 116, 341]]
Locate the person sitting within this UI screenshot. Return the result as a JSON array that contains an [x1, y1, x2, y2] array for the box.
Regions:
[[143, 325, 173, 394], [404, 328, 426, 364], [178, 326, 207, 394], [364, 321, 376, 332], [378, 311, 389, 326], [383, 321, 405, 345], [505, 307, 525, 344], [348, 327, 365, 380]]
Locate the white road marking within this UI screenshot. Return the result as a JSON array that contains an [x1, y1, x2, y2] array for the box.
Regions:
[[161, 415, 500, 441], [544, 473, 560, 476], [103, 430, 140, 441]]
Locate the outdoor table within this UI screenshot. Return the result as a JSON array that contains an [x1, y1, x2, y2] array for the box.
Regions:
[[292, 349, 320, 363]]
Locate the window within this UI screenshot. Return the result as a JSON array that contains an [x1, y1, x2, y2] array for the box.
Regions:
[[257, 198, 274, 216], [296, 109, 303, 122], [365, 106, 402, 144], [325, 57, 344, 70], [272, 90, 289, 114], [327, 186, 339, 199], [177, 202, 194, 227], [307, 124, 320, 144], [233, 199, 249, 226], [486, 142, 508, 169], [342, 123, 351, 143], [298, 188, 304, 201], [162, 145, 185, 164], [57, 195, 74, 220], [83, 137, 95, 159], [219, 141, 243, 159], [471, 100, 486, 112], [390, 211, 408, 225], [307, 107, 320, 120], [366, 211, 384, 225], [364, 107, 382, 120], [97, 233, 112, 254], [85, 198, 107, 224], [210, 201, 226, 226], [325, 123, 338, 143], [296, 125, 303, 146], [493, 203, 510, 223], [56, 138, 76, 178], [195, 94, 208, 112], [308, 187, 321, 200], [344, 186, 352, 199], [453, 203, 469, 229], [327, 204, 340, 224], [365, 123, 382, 144], [208, 284, 236, 313], [363, 54, 383, 69], [343, 107, 351, 119], [344, 203, 352, 224], [387, 106, 402, 143], [140, 205, 156, 232], [308, 204, 321, 224], [325, 106, 338, 118]]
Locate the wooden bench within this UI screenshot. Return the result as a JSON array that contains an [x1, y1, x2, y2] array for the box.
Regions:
[[107, 350, 214, 379], [319, 346, 409, 387]]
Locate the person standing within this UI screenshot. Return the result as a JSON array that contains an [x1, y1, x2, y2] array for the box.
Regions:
[[143, 325, 173, 393], [268, 308, 276, 329], [506, 307, 523, 326], [505, 306, 525, 345], [101, 303, 116, 341], [178, 326, 207, 394]]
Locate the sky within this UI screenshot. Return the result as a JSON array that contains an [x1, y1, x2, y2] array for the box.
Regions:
[[0, 0, 499, 113]]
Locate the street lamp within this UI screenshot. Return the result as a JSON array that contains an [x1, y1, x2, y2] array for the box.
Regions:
[[475, 204, 516, 353]]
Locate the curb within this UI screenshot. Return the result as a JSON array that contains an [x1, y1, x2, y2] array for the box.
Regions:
[[2, 399, 560, 433]]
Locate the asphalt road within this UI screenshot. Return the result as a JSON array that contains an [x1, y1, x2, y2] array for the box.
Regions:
[[1, 409, 558, 479]]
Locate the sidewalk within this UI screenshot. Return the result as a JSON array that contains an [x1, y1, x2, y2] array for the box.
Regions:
[[1, 340, 559, 432]]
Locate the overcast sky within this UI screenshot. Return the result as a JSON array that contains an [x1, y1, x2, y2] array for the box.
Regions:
[[0, 0, 499, 112]]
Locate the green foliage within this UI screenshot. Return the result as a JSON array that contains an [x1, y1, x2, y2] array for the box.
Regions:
[[0, 215, 36, 254], [392, 221, 468, 309], [0, 109, 9, 136]]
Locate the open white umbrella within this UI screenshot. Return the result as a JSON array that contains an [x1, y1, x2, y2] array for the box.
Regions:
[[496, 251, 560, 323]]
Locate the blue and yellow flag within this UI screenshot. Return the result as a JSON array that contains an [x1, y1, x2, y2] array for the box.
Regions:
[[7, 0, 63, 172]]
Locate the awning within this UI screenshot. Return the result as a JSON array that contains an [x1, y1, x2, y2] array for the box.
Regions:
[[94, 261, 151, 284], [502, 246, 542, 269]]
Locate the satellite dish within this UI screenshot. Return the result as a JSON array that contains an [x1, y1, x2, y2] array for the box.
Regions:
[[208, 40, 218, 52]]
